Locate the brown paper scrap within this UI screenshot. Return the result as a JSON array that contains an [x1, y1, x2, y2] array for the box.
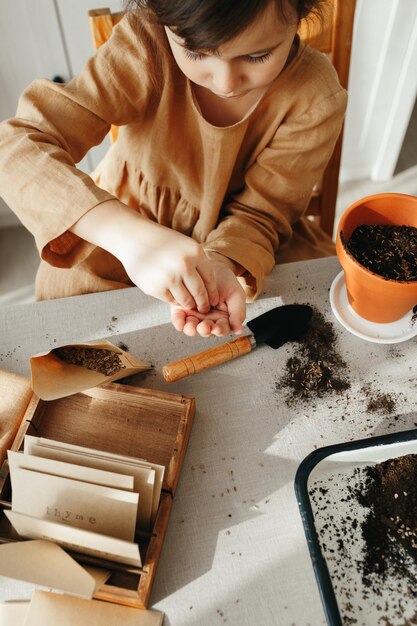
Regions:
[[0, 369, 32, 467], [0, 540, 109, 599], [23, 590, 164, 626], [30, 340, 151, 401], [0, 601, 30, 626]]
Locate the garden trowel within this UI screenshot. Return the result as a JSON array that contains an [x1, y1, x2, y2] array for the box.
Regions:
[[162, 304, 313, 382]]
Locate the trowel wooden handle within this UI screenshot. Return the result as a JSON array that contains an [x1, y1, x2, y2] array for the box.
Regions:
[[162, 335, 253, 382]]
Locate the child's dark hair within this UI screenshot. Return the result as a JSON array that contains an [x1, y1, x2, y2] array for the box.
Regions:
[[125, 0, 325, 51]]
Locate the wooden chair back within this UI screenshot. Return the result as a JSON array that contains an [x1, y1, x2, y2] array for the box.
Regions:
[[89, 1, 356, 236], [298, 0, 356, 235]]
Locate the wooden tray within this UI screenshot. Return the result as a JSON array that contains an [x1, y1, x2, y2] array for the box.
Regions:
[[0, 381, 195, 608]]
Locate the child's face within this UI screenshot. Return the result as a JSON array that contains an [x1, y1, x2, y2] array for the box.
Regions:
[[165, 1, 299, 99]]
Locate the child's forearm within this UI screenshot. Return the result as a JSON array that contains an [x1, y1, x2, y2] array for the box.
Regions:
[[69, 199, 143, 259], [71, 200, 246, 336], [70, 199, 220, 314], [71, 201, 243, 279]]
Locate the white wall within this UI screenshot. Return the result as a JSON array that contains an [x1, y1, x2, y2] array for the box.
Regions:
[[340, 0, 417, 183], [0, 0, 122, 227], [0, 0, 70, 119], [0, 0, 71, 227]]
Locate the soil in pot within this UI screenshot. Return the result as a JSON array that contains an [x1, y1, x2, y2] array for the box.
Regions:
[[345, 224, 417, 281]]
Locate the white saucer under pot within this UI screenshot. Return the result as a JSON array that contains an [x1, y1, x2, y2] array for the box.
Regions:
[[330, 271, 417, 344]]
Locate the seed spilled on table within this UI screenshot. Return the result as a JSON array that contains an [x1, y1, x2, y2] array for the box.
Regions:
[[53, 346, 126, 376]]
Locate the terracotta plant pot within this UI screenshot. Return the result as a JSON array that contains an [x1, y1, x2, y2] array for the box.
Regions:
[[335, 193, 417, 323]]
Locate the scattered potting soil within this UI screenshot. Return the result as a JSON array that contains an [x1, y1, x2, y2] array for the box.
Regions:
[[53, 346, 125, 376], [309, 453, 417, 625], [277, 306, 350, 403], [361, 383, 397, 415], [345, 224, 417, 281]]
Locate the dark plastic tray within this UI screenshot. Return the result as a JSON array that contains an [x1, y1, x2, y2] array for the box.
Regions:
[[295, 428, 417, 626]]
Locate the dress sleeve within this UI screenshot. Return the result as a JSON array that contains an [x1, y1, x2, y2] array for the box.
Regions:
[[204, 88, 348, 299], [0, 17, 155, 268]]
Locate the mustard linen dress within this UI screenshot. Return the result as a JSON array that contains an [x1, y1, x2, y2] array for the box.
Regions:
[[0, 15, 347, 301]]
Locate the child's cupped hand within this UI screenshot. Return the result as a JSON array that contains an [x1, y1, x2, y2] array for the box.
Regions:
[[170, 258, 246, 337], [119, 215, 246, 335]]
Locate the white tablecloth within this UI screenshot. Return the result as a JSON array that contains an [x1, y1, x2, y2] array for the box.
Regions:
[[1, 256, 416, 625]]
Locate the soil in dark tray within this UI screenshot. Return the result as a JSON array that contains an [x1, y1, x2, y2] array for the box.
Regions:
[[277, 306, 350, 403], [345, 224, 417, 281], [309, 454, 417, 624], [358, 454, 417, 600]]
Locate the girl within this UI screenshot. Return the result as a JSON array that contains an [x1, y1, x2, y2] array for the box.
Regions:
[[0, 0, 347, 337]]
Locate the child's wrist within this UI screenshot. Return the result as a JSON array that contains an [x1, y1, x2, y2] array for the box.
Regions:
[[205, 249, 243, 275]]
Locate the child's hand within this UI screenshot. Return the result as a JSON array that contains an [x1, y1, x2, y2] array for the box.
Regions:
[[71, 201, 245, 333], [170, 257, 246, 337], [121, 221, 220, 313]]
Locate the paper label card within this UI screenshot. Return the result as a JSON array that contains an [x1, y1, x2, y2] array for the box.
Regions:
[[10, 467, 138, 542], [4, 511, 142, 568], [5, 434, 167, 575], [7, 450, 134, 491], [24, 435, 163, 530]]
